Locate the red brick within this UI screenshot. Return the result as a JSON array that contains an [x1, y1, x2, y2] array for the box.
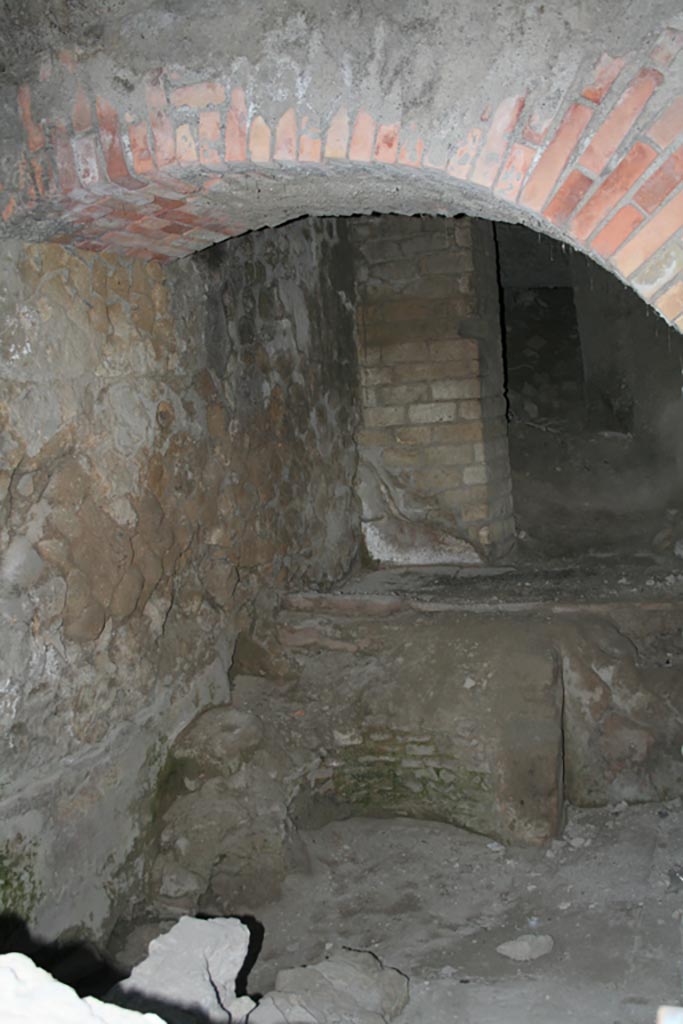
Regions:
[[17, 85, 45, 152], [581, 54, 625, 104], [571, 141, 657, 240], [520, 103, 593, 211], [145, 171, 195, 195], [199, 111, 222, 166], [650, 27, 683, 68], [96, 96, 144, 189], [106, 202, 144, 222], [127, 215, 173, 235], [494, 142, 535, 201], [51, 121, 80, 193], [544, 168, 593, 225], [159, 207, 203, 226], [170, 82, 226, 108], [299, 117, 322, 162], [374, 122, 400, 163], [225, 88, 248, 162], [274, 107, 298, 161], [349, 110, 376, 161], [249, 115, 271, 162], [68, 135, 103, 190], [655, 278, 683, 319], [522, 97, 568, 146], [128, 122, 155, 175], [613, 189, 683, 275], [580, 68, 663, 175], [175, 124, 198, 165], [645, 97, 683, 149], [635, 147, 683, 213], [71, 86, 93, 133], [325, 107, 349, 160], [153, 195, 185, 210], [146, 79, 175, 167], [590, 204, 644, 257], [471, 95, 525, 187], [446, 128, 482, 180]]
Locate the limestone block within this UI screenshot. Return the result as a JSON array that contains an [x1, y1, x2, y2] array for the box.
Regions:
[[110, 566, 144, 620], [249, 948, 409, 1024], [172, 706, 264, 776], [559, 619, 683, 806], [148, 707, 293, 915], [109, 916, 254, 1023], [63, 569, 106, 642]]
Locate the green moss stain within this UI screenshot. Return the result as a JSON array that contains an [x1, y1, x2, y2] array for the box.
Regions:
[[0, 838, 42, 920]]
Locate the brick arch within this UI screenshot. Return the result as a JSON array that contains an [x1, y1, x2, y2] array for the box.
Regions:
[[3, 25, 683, 326]]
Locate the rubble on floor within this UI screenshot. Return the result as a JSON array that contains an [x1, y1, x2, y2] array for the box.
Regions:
[[108, 916, 255, 1022], [249, 947, 409, 1024]]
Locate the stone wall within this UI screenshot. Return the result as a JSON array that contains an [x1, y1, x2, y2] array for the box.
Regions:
[[0, 217, 360, 942], [351, 215, 514, 563]]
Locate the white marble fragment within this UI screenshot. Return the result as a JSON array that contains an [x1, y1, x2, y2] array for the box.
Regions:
[[110, 915, 254, 1023], [0, 952, 164, 1023]]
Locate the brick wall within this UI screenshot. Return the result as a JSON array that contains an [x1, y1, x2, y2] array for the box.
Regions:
[[6, 29, 683, 329], [350, 215, 515, 563]]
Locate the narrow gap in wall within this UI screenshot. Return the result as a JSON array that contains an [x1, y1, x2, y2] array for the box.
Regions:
[[491, 223, 512, 419]]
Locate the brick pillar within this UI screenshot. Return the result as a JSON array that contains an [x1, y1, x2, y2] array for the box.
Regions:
[[350, 215, 514, 564]]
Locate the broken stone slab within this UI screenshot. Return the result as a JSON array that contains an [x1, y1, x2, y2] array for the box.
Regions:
[[109, 916, 255, 1023], [495, 934, 554, 961], [0, 952, 165, 1023], [248, 947, 409, 1024]]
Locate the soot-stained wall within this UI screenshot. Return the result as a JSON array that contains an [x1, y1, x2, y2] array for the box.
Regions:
[[0, 217, 360, 942]]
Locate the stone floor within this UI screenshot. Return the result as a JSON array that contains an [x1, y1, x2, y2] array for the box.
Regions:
[[247, 802, 683, 1024], [324, 560, 683, 610]]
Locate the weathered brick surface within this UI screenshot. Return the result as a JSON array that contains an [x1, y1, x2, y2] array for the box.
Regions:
[[351, 215, 514, 564], [3, 26, 683, 327]]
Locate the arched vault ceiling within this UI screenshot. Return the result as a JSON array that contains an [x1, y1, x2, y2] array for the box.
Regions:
[[2, 1, 683, 325]]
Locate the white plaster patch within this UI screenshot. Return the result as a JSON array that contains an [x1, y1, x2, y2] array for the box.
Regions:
[[594, 664, 615, 686]]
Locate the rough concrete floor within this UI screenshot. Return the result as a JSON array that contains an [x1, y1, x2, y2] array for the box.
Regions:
[[248, 803, 683, 1024]]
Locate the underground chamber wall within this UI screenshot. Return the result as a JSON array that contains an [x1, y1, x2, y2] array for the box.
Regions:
[[494, 221, 683, 562], [2, 213, 683, 1014]]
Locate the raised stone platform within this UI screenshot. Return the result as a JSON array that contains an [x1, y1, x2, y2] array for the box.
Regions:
[[146, 563, 683, 917]]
